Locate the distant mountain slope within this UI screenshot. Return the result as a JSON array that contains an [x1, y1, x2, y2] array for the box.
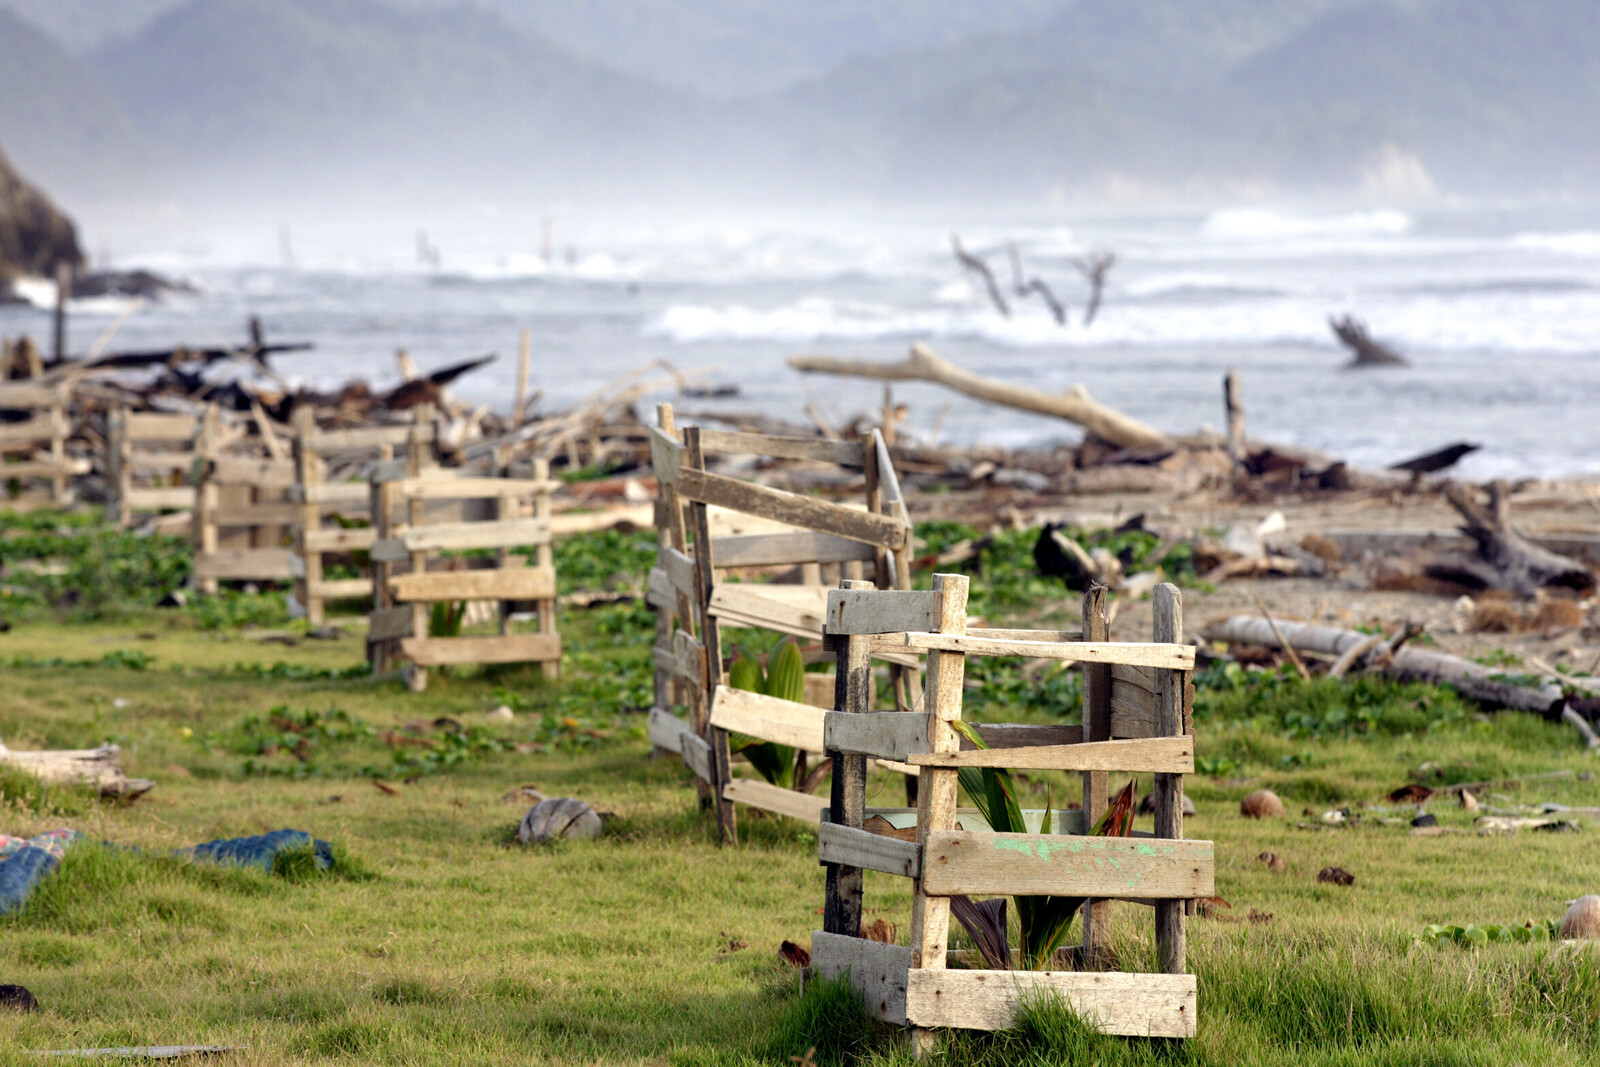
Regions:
[[778, 0, 1600, 198], [0, 8, 156, 201], [92, 0, 695, 195]]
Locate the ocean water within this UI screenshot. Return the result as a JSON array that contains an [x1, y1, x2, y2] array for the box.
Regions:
[[5, 202, 1599, 480]]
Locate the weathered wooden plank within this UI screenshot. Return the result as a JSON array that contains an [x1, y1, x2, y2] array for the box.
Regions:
[[399, 633, 561, 666], [399, 518, 551, 553], [1110, 663, 1159, 739], [210, 457, 296, 486], [302, 526, 377, 552], [396, 477, 556, 501], [910, 736, 1193, 773], [122, 487, 195, 510], [825, 711, 926, 762], [811, 931, 912, 1026], [709, 685, 825, 752], [0, 416, 56, 445], [306, 578, 371, 600], [712, 530, 877, 568], [904, 970, 1197, 1037], [661, 545, 698, 600], [966, 627, 1085, 642], [0, 383, 66, 407], [881, 634, 1194, 669], [191, 548, 295, 579], [921, 831, 1214, 899], [390, 567, 555, 603], [680, 731, 713, 783], [304, 424, 431, 452], [818, 822, 920, 878], [647, 707, 693, 752], [696, 429, 865, 466], [825, 589, 939, 635], [645, 568, 675, 612], [1152, 583, 1188, 977], [825, 579, 874, 940], [367, 606, 413, 643], [0, 459, 89, 477], [296, 482, 371, 506], [721, 776, 828, 821], [124, 412, 198, 440], [649, 426, 682, 484], [968, 723, 1084, 749], [676, 467, 907, 549], [213, 503, 300, 526], [672, 630, 705, 686], [708, 584, 828, 636], [125, 453, 194, 473], [370, 458, 411, 484], [369, 537, 409, 563]]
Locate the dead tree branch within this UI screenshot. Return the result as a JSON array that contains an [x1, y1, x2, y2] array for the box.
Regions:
[[951, 234, 1010, 317]]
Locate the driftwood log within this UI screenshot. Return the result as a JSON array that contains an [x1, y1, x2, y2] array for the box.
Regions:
[[1432, 481, 1596, 597], [1200, 615, 1570, 718], [0, 740, 153, 798], [951, 235, 1010, 317], [788, 343, 1171, 451], [1330, 315, 1407, 367]]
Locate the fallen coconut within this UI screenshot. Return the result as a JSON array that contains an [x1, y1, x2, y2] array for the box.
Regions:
[[1241, 789, 1284, 819], [1316, 866, 1355, 886], [1560, 895, 1600, 939], [518, 797, 603, 844], [1138, 793, 1197, 816]]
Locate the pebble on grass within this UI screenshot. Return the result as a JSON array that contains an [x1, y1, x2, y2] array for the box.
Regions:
[[1317, 866, 1356, 886]]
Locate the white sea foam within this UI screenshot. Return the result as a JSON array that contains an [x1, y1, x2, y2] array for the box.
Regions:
[[1510, 230, 1600, 256], [1200, 208, 1413, 241]]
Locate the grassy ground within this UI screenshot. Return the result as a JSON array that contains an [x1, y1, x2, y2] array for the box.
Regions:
[[2, 518, 1599, 1064]]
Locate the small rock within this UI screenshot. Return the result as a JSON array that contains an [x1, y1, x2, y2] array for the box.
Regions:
[[242, 583, 260, 595], [157, 590, 187, 608], [1241, 789, 1284, 819], [112, 698, 128, 709], [307, 626, 343, 640], [1316, 866, 1355, 886], [0, 984, 38, 1012], [486, 704, 515, 723], [1459, 791, 1480, 813], [1411, 813, 1438, 828], [518, 797, 603, 844], [1257, 851, 1286, 872], [1560, 895, 1600, 939]]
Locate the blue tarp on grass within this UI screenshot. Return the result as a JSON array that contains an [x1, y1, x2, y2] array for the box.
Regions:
[[0, 828, 333, 916]]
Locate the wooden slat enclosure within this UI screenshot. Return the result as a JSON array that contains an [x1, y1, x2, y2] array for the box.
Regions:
[[813, 574, 1204, 1050], [1, 380, 78, 510], [365, 447, 560, 691], [648, 404, 919, 844], [190, 404, 298, 592]]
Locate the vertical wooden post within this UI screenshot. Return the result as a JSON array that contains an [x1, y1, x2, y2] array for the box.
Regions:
[[685, 426, 736, 844], [368, 463, 393, 673], [1224, 368, 1246, 470], [193, 405, 220, 594], [107, 406, 128, 527], [908, 572, 969, 1057], [494, 446, 516, 638], [405, 405, 431, 692], [533, 456, 558, 679], [514, 328, 532, 426], [1152, 583, 1187, 974], [52, 261, 69, 364], [48, 385, 69, 505], [824, 577, 874, 938], [1079, 583, 1111, 965], [292, 406, 323, 625]]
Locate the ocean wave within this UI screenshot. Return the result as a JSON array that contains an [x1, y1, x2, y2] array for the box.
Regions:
[[1200, 208, 1413, 241], [1122, 272, 1291, 299], [1510, 230, 1600, 256]]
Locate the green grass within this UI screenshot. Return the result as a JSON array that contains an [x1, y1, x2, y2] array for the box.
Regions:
[[0, 514, 1598, 1064]]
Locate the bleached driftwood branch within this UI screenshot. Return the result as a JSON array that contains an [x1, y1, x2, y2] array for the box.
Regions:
[[0, 740, 153, 798], [787, 343, 1171, 451]]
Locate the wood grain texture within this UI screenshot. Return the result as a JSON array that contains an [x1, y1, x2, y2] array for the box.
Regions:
[[696, 429, 865, 466], [908, 736, 1193, 773], [886, 633, 1194, 669], [660, 545, 698, 600], [191, 548, 295, 579], [1152, 582, 1188, 976], [826, 588, 939, 635], [399, 633, 560, 667], [712, 530, 876, 568], [366, 606, 414, 643], [708, 584, 828, 637], [810, 932, 911, 1025], [676, 467, 906, 549], [397, 518, 551, 553], [301, 526, 377, 552], [720, 777, 828, 821], [389, 567, 555, 603], [680, 731, 713, 783], [396, 477, 557, 500], [708, 685, 826, 752], [903, 969, 1196, 1037], [305, 578, 370, 599], [647, 708, 694, 752], [825, 711, 926, 762], [818, 822, 920, 879], [649, 426, 682, 484], [968, 723, 1084, 749], [825, 580, 874, 939], [921, 831, 1214, 899]]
